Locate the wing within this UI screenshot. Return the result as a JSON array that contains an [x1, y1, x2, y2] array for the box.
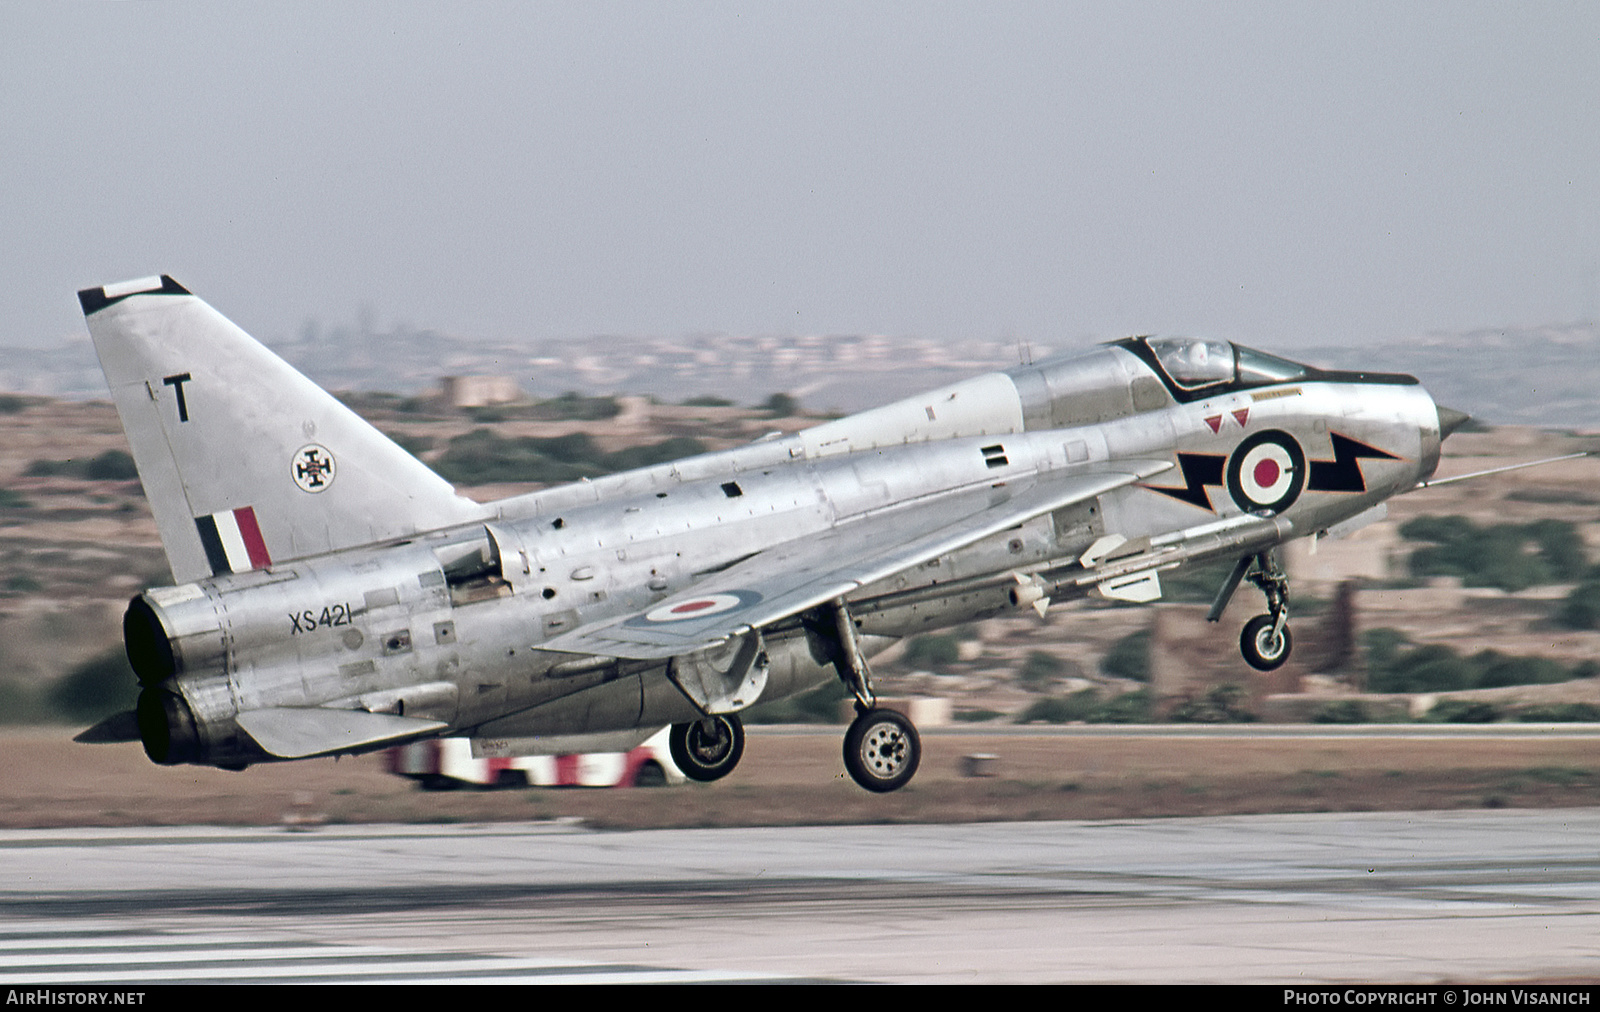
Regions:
[[540, 458, 1173, 660]]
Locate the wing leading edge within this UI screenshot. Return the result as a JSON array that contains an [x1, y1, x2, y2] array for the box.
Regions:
[[540, 458, 1173, 660]]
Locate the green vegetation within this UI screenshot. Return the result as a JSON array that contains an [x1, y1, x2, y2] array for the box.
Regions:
[[1516, 703, 1600, 722], [1091, 689, 1151, 722], [335, 390, 435, 416], [345, 389, 626, 422], [85, 451, 139, 480], [25, 450, 139, 481], [901, 633, 961, 671], [682, 395, 734, 407], [4, 573, 43, 592], [1400, 515, 1588, 591], [385, 432, 436, 457], [1425, 699, 1502, 724], [1017, 651, 1065, 689], [1015, 689, 1099, 723], [1014, 688, 1150, 724], [760, 392, 799, 417], [0, 488, 31, 508], [1311, 700, 1370, 724], [0, 394, 28, 413], [743, 681, 850, 724], [1167, 684, 1257, 723], [432, 429, 707, 484], [47, 649, 138, 724], [954, 708, 1004, 722], [1557, 578, 1600, 630], [1099, 628, 1150, 681], [534, 392, 622, 421], [1364, 627, 1592, 693], [607, 437, 710, 472], [1525, 519, 1590, 580]]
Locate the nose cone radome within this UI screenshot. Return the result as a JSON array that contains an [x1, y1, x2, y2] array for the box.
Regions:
[[1437, 406, 1473, 440]]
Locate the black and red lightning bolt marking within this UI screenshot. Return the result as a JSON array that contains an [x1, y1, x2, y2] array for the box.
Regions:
[[1142, 452, 1226, 510], [1143, 432, 1400, 512], [1306, 433, 1399, 492]]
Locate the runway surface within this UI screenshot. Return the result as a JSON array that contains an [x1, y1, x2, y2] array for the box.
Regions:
[[3, 809, 1598, 984]]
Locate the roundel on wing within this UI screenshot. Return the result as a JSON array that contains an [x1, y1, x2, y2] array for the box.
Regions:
[[1226, 430, 1306, 514], [640, 590, 762, 624]]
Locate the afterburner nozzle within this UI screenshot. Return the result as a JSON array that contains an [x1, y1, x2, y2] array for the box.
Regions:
[[1437, 406, 1472, 439]]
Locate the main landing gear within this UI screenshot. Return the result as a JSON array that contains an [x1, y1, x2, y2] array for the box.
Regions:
[[827, 599, 922, 793], [1210, 550, 1293, 671], [669, 599, 925, 793], [669, 713, 745, 782], [843, 705, 920, 793]]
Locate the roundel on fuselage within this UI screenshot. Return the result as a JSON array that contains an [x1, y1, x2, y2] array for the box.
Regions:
[[1227, 430, 1306, 514]]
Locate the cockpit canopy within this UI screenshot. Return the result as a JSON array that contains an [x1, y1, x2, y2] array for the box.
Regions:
[[1142, 336, 1308, 391], [1006, 334, 1418, 431], [1113, 336, 1415, 404]]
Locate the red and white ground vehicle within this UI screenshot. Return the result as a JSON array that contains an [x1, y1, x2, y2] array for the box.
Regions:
[[387, 728, 683, 790]]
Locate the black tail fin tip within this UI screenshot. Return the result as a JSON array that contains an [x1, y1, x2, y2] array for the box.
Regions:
[[78, 275, 192, 316]]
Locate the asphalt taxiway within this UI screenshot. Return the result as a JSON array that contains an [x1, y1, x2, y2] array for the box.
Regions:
[[4, 809, 1599, 983]]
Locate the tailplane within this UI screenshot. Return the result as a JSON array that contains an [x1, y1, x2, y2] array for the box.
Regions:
[[80, 276, 489, 585]]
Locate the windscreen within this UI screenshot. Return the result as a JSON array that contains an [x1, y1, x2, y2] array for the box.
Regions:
[[1235, 346, 1308, 384], [1146, 337, 1234, 389]]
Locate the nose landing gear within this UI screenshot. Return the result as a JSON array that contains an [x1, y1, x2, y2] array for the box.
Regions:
[[1211, 550, 1293, 671], [1240, 612, 1292, 671]]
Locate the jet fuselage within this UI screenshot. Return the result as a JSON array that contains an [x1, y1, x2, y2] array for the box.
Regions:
[[124, 336, 1443, 768]]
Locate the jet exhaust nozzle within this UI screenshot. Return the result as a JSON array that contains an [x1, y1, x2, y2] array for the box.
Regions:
[[124, 595, 178, 686], [136, 688, 202, 765]]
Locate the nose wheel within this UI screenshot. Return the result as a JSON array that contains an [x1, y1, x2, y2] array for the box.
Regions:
[[669, 714, 745, 782], [843, 707, 921, 793], [1210, 550, 1294, 671], [1240, 613, 1292, 671]]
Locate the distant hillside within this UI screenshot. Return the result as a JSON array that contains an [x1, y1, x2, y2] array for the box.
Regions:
[[5, 320, 1597, 426], [1302, 322, 1600, 429]]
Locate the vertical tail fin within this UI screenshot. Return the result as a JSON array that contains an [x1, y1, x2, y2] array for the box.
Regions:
[[80, 276, 489, 585]]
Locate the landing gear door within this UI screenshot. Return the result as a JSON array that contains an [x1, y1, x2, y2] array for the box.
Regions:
[[669, 631, 770, 714]]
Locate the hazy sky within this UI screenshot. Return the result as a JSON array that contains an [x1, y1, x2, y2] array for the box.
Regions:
[[3, 2, 1596, 354]]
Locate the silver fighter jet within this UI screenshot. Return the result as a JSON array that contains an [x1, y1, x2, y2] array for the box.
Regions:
[[74, 276, 1548, 791]]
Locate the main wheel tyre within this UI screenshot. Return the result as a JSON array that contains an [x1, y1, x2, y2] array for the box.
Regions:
[[843, 708, 921, 793], [669, 714, 745, 782], [1240, 614, 1292, 671]]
